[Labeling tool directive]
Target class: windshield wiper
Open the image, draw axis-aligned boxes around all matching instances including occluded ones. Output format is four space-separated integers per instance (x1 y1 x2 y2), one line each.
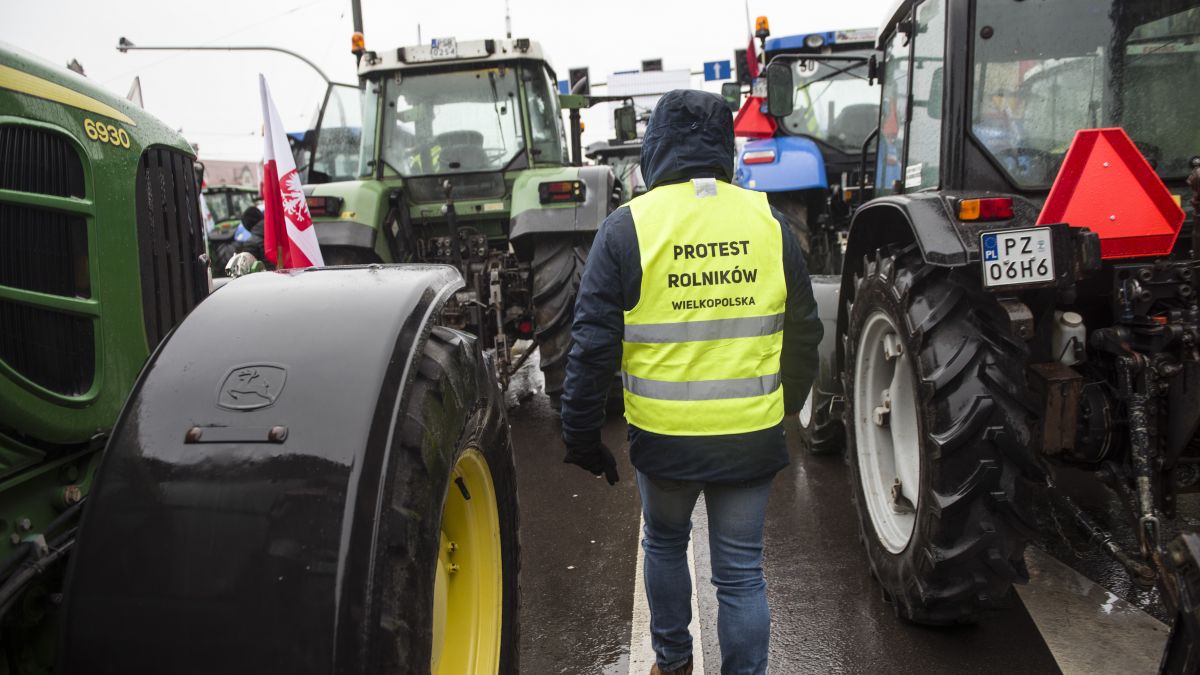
488 72 509 155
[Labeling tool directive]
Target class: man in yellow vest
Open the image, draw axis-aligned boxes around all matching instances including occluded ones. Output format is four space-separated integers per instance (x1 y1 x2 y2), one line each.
561 90 823 675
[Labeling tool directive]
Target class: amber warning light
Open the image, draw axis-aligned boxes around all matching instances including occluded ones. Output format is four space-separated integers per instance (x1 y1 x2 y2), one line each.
1037 128 1186 259
351 32 366 55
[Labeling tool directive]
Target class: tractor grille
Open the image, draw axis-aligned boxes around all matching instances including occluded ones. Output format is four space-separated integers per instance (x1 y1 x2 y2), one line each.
0 124 93 396
0 203 89 297
135 148 208 347
0 299 95 396
0 125 85 198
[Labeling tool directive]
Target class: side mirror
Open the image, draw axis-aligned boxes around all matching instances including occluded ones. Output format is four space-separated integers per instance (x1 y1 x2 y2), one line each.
765 62 794 117
614 104 638 142
720 82 741 112
926 67 944 120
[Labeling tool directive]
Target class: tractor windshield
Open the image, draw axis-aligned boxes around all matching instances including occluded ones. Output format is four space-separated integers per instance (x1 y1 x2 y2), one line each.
379 64 531 177
778 56 879 153
204 189 257 224
972 0 1200 188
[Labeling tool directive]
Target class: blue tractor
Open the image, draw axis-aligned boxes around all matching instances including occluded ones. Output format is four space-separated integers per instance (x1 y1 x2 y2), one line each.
734 27 880 274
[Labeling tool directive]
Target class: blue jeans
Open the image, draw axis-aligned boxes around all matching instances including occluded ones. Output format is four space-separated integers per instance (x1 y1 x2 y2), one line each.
637 471 773 675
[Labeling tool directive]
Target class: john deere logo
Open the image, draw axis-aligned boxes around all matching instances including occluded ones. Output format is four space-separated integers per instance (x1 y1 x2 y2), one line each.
218 365 287 411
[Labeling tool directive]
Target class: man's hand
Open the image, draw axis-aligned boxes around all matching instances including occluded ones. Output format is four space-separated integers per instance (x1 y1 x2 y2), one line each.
564 440 620 485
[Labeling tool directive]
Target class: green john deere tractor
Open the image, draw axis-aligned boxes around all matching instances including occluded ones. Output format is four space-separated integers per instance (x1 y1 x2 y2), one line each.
299 37 616 403
1 43 519 674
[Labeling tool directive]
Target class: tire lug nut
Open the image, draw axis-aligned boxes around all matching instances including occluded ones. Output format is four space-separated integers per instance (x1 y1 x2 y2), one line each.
883 333 903 360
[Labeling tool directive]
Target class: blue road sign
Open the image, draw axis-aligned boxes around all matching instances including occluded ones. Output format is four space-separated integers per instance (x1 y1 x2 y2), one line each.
703 60 732 81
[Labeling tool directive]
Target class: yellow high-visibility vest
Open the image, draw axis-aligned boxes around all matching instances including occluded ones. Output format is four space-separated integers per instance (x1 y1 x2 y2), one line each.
623 178 787 436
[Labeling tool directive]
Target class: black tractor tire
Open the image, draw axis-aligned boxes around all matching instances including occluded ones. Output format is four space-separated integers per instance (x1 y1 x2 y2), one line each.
767 191 812 254
843 243 1036 625
322 245 382 267
375 326 520 672
531 234 591 409
767 190 840 275
797 384 844 455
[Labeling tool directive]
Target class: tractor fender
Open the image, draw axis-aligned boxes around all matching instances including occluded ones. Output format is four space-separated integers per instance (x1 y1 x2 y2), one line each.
831 192 1053 380
509 164 615 240
734 136 827 192
60 265 466 673
312 218 377 249
832 195 966 387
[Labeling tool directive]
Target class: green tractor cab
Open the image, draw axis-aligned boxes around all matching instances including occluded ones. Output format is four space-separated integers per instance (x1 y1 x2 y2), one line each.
203 184 259 239
298 37 616 400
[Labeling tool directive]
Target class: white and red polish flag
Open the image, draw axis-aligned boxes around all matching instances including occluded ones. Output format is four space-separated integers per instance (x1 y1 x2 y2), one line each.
259 74 324 269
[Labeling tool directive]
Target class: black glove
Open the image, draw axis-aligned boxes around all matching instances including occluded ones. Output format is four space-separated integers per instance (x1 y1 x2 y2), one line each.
564 440 619 485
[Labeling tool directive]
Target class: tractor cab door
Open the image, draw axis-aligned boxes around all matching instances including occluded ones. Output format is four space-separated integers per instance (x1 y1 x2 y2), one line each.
875 0 948 196
306 83 368 184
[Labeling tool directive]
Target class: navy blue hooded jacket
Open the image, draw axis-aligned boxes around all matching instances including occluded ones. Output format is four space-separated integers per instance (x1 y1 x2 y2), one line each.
560 89 823 483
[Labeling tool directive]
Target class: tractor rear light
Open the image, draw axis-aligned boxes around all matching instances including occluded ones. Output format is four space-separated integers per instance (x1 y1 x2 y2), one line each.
539 180 586 204
743 149 776 165
305 195 343 217
958 197 1013 221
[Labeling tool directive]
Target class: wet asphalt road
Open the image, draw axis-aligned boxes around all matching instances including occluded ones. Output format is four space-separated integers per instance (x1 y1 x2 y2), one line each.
509 381 1063 673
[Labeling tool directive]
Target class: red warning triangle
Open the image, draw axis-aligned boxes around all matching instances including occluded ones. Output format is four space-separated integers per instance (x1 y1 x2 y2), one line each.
733 96 777 139
1037 128 1185 259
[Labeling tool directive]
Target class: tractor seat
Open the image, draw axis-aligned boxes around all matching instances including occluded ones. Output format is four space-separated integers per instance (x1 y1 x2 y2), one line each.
436 130 488 171
830 104 880 151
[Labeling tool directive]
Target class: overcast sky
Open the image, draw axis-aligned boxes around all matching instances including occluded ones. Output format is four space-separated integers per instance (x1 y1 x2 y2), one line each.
3 0 893 160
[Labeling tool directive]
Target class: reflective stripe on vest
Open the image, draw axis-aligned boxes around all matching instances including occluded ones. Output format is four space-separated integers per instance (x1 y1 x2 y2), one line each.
622 178 787 437
622 371 782 401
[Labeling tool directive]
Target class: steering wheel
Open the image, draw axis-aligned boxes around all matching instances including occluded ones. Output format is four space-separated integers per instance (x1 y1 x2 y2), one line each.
993 144 1061 183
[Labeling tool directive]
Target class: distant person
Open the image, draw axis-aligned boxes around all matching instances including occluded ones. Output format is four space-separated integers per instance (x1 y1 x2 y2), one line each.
560 90 822 675
232 204 268 267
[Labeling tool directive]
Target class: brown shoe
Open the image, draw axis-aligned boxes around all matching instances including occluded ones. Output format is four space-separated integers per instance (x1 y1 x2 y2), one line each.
650 657 693 675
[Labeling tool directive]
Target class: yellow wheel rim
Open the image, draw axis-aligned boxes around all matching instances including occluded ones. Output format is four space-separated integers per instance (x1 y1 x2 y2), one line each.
431 447 503 675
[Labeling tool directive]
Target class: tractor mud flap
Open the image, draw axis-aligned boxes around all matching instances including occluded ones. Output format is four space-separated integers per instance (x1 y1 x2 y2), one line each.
811 274 842 399
59 265 464 674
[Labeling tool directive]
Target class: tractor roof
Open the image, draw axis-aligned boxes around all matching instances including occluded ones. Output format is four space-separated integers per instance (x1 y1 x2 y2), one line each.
878 0 916 48
357 38 552 77
765 28 877 54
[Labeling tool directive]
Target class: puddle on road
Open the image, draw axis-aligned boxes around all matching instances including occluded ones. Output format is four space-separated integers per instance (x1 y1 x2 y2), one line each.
1020 547 1167 675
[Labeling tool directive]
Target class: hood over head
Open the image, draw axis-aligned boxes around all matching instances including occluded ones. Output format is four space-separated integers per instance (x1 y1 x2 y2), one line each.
639 89 736 189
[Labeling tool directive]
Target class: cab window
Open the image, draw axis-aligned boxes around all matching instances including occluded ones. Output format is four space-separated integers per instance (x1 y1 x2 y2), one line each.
876 23 911 195
905 0 947 191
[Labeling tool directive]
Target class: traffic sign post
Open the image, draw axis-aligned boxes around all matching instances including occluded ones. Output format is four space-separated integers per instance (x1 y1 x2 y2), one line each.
703 60 732 82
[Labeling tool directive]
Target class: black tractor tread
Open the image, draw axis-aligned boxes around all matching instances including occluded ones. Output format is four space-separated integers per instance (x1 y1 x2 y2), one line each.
844 243 1036 626
531 235 591 399
801 389 845 455
928 395 995 458
376 325 520 673
929 460 999 517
